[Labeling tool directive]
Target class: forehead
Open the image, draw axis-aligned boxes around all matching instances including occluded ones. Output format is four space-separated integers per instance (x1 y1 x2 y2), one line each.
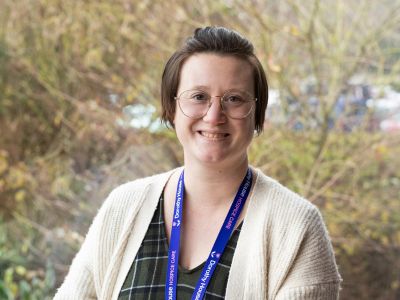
177 53 254 93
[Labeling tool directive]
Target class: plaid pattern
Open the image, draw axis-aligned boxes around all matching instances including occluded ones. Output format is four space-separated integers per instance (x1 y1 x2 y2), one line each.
118 195 242 300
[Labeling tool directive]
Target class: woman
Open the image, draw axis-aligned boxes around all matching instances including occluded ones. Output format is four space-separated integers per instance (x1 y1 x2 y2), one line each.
55 27 341 300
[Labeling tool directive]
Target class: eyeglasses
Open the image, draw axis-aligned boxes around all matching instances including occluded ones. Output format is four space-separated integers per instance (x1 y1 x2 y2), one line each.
175 89 257 119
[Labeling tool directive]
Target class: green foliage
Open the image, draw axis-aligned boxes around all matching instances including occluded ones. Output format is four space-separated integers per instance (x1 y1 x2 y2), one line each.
0 265 54 300
0 218 55 299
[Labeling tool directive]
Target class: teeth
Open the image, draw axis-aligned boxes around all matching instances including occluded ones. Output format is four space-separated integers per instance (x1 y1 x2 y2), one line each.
200 131 227 139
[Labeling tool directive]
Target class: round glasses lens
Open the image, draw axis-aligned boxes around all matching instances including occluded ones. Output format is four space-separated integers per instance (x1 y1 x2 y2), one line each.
178 90 210 118
222 91 254 118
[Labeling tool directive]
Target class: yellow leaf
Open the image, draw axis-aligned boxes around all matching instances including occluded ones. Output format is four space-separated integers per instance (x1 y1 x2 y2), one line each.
54 112 63 126
289 25 301 37
15 266 27 276
325 201 334 211
376 144 388 154
381 211 389 224
15 190 26 202
381 236 389 246
342 243 354 255
0 155 8 174
51 175 71 196
6 168 26 189
21 242 29 254
327 223 339 236
84 48 105 70
391 280 399 290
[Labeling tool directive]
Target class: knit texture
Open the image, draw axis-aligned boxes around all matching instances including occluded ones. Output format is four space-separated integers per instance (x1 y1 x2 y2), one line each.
54 167 342 300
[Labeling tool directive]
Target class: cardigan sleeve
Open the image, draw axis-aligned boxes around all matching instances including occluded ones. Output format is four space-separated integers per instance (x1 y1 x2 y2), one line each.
275 206 342 300
53 199 110 300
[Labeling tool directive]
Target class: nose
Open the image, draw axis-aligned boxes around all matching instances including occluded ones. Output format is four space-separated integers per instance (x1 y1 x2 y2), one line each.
202 96 227 124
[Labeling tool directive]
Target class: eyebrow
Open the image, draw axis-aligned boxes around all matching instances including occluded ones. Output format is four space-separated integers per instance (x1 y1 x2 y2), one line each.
188 85 249 92
190 85 210 91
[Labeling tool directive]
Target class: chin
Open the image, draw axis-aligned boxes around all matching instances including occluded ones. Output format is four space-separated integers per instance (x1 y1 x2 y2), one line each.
195 149 246 167
196 153 227 164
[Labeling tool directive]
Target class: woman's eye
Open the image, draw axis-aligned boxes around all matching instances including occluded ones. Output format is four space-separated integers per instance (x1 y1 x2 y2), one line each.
191 93 208 101
226 95 244 103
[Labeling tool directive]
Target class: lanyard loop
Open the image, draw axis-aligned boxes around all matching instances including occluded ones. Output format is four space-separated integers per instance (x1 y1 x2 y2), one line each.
165 169 253 300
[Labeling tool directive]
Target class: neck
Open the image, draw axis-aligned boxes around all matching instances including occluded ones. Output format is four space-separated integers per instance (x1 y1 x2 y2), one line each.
182 157 250 209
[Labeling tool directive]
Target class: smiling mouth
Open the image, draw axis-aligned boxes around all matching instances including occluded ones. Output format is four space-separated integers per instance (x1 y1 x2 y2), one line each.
198 131 230 139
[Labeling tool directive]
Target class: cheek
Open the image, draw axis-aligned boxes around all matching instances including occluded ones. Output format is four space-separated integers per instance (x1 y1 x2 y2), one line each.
173 107 183 131
173 110 191 142
235 119 254 145
172 103 178 126
243 115 256 143
246 113 256 134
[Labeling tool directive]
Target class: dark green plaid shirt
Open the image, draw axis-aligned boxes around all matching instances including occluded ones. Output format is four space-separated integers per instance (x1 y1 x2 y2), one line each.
118 195 242 300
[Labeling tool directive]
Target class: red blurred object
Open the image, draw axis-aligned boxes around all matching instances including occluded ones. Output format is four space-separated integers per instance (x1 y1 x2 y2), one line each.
380 113 400 132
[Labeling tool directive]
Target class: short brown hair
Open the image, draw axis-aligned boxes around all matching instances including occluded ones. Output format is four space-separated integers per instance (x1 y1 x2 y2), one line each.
161 26 268 134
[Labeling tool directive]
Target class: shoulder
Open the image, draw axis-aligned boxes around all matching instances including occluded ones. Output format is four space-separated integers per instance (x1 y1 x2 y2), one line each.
92 168 181 233
252 168 320 228
103 168 180 210
109 169 176 197
82 168 181 256
250 169 341 291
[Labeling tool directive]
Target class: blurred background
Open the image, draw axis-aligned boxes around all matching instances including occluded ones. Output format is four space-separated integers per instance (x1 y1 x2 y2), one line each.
0 0 399 299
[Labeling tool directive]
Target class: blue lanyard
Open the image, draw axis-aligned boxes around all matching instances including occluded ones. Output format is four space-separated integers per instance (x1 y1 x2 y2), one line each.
165 168 253 300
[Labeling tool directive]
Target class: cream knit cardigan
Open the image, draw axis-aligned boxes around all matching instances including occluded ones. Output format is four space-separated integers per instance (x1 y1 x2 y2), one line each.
54 167 341 299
